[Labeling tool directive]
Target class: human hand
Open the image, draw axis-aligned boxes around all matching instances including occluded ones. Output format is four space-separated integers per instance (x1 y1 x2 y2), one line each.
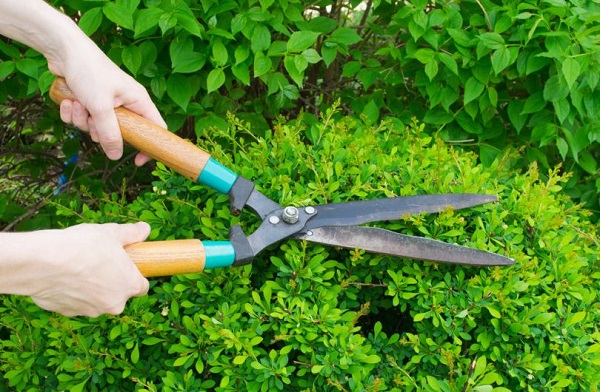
51 49 166 165
48 37 166 165
30 222 151 317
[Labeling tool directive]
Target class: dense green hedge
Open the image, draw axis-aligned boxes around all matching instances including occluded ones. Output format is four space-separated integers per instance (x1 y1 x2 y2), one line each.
0 0 598 217
1 113 598 391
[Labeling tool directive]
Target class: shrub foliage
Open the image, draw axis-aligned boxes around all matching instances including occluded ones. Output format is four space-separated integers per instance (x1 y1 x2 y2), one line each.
1 113 598 391
0 0 598 217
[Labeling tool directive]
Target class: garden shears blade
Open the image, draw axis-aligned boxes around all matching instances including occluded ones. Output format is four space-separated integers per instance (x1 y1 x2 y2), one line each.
50 77 514 277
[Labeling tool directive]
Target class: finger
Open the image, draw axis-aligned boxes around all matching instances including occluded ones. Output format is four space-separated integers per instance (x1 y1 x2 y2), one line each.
70 101 90 131
88 120 100 143
59 100 74 124
134 152 152 166
88 104 123 160
115 221 151 246
133 277 150 297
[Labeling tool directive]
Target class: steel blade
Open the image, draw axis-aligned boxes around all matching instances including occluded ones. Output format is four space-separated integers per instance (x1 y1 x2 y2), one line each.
297 226 514 266
304 194 498 231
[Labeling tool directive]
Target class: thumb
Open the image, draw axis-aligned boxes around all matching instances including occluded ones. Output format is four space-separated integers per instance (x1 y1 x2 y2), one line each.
115 222 151 246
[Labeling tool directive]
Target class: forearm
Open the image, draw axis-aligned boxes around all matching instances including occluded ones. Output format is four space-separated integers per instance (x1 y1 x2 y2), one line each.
0 230 60 297
0 0 97 75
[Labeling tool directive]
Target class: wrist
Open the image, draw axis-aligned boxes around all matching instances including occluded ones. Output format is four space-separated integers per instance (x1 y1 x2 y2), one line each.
0 229 64 297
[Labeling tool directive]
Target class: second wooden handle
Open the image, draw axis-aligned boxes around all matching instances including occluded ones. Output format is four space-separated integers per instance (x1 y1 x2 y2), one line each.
125 239 206 277
49 77 210 181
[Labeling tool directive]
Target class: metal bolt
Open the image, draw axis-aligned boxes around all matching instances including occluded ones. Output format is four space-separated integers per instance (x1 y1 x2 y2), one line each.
306 230 313 236
282 206 299 224
305 206 316 214
269 215 280 224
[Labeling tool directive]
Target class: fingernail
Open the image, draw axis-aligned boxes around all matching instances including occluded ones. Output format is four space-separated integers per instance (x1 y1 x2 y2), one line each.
106 149 122 160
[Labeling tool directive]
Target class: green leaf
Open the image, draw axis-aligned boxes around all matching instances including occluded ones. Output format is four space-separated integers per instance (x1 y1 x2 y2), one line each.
491 46 511 74
294 54 308 72
362 100 380 125
159 12 177 35
485 305 501 318
268 41 288 57
321 45 338 67
175 10 203 37
426 376 443 392
79 7 103 35
522 92 547 114
251 24 271 53
232 63 250 86
565 311 586 327
170 37 206 74
254 51 272 78
425 61 438 80
562 57 581 90
362 354 381 364
531 312 554 324
122 45 142 76
464 77 485 105
508 100 527 133
553 99 570 124
0 61 15 80
578 150 598 174
151 77 167 99
585 68 599 90
131 343 140 364
134 8 162 38
260 0 274 9
70 378 90 392
478 32 505 50
207 68 226 93
16 58 40 79
456 111 482 134
437 52 458 75
414 48 435 64
329 27 361 46
284 55 304 87
531 122 557 147
212 39 228 67
342 61 361 77
167 74 192 110
308 16 336 34
543 75 569 102
302 49 321 64
414 313 426 322
103 3 134 30
235 46 250 65
173 354 192 367
557 137 569 160
287 31 320 53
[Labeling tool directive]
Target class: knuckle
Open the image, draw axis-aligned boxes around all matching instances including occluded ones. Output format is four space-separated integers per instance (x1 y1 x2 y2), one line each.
106 302 126 316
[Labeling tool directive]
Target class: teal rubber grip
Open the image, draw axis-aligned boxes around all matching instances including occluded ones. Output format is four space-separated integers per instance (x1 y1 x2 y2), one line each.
197 158 238 194
204 241 236 269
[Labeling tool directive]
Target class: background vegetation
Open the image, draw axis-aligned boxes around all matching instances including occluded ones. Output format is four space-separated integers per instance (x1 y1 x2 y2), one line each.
0 0 598 390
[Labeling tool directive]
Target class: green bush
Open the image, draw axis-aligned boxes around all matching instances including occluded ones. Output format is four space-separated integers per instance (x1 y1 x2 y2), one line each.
1 0 598 218
1 112 598 391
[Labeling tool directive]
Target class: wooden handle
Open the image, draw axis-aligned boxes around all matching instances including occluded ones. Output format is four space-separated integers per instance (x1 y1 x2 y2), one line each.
49 77 209 181
125 239 206 277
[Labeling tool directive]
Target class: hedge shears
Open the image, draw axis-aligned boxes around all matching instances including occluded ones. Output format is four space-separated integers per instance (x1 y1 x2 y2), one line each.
50 78 514 277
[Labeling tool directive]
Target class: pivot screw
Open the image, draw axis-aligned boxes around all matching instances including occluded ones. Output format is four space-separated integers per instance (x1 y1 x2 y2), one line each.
282 206 299 224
